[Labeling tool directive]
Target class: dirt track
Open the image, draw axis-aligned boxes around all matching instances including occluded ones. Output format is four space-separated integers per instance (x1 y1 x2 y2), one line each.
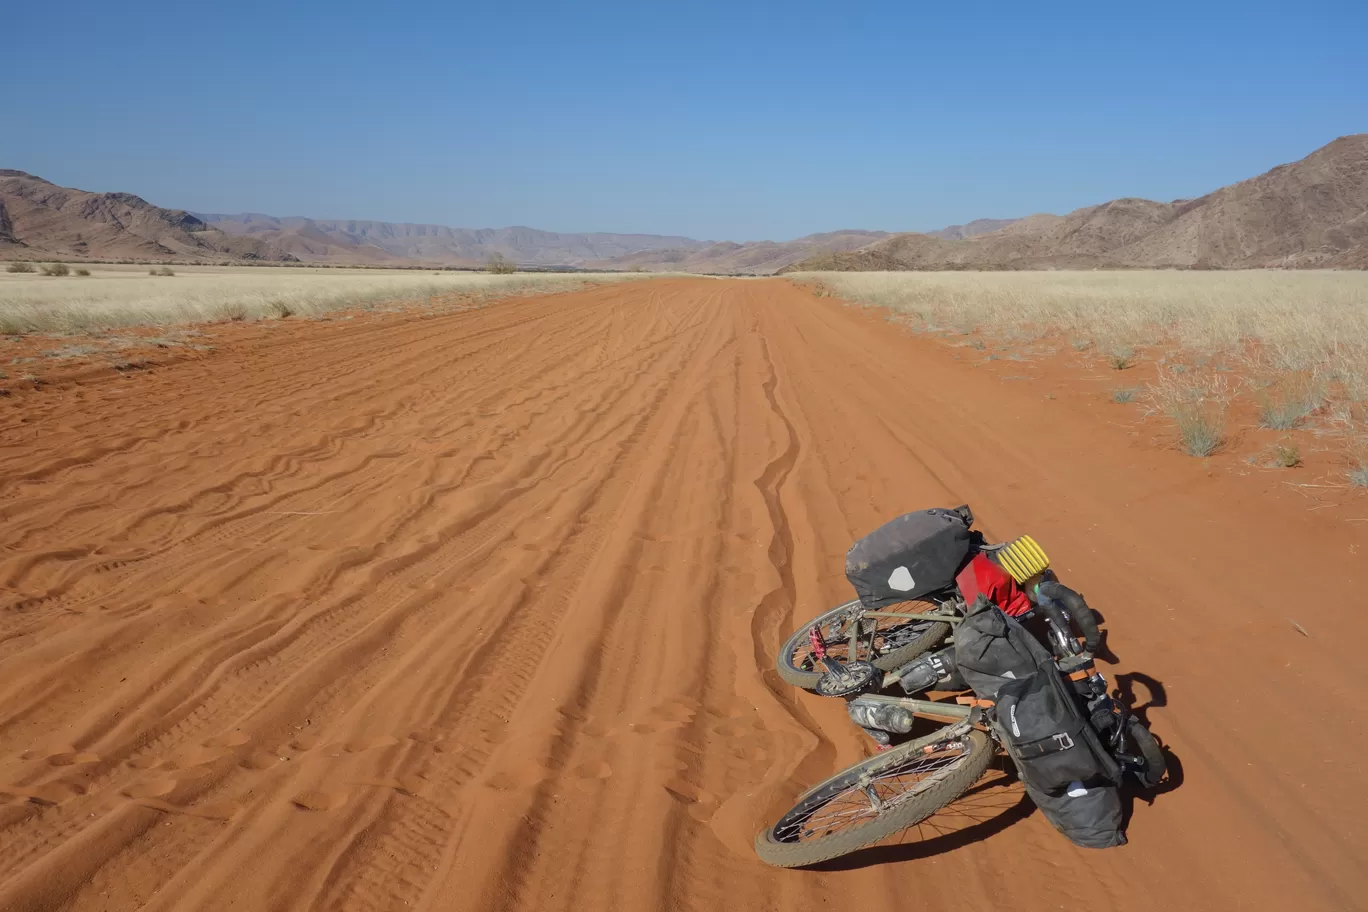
2 278 1366 911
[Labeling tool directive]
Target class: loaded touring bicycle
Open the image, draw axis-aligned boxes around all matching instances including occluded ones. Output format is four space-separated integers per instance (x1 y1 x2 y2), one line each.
758 506 1165 867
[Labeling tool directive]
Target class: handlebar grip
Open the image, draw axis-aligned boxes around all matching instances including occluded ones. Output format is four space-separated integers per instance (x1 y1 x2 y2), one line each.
1036 580 1102 653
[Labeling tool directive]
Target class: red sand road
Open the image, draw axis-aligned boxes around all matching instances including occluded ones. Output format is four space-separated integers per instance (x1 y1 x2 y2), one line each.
1 278 1365 911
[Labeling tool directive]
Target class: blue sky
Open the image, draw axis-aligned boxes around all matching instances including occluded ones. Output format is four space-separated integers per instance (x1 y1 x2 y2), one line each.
4 0 1365 240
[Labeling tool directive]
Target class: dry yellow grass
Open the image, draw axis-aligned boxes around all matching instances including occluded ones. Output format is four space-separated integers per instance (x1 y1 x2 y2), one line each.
792 270 1368 475
0 264 653 333
791 270 1368 401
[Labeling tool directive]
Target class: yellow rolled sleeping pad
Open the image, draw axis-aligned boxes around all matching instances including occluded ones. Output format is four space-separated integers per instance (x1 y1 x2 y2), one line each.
996 534 1050 585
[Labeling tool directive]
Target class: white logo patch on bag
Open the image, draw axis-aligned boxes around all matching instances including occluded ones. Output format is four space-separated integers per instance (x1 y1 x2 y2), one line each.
887 566 915 591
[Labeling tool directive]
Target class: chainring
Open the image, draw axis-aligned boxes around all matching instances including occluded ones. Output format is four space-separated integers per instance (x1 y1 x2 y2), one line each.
815 660 880 697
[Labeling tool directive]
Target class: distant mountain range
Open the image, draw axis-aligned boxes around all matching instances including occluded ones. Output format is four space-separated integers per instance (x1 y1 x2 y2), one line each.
3 134 1364 272
194 213 710 268
786 135 1368 272
0 173 905 272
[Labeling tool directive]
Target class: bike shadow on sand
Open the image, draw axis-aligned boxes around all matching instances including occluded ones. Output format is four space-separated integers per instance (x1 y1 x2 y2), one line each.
1090 611 1185 804
1115 669 1185 816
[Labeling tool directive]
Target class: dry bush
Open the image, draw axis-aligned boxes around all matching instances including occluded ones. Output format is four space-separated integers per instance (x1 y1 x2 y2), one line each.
1272 443 1302 468
6 262 35 274
485 254 516 275
217 302 248 322
1146 369 1231 457
74 267 91 277
1106 348 1134 370
149 266 176 277
40 263 70 277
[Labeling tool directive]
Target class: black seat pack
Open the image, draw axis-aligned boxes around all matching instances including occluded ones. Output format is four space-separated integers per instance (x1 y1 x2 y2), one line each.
845 508 972 609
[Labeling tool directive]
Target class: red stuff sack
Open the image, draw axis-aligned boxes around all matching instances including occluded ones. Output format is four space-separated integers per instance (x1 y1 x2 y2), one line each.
956 553 1032 617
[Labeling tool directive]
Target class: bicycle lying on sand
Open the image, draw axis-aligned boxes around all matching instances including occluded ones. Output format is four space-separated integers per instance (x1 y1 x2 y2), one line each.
756 518 1165 867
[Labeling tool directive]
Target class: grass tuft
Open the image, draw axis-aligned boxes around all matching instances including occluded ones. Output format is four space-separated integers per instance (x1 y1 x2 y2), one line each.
1147 370 1230 457
1112 387 1140 403
1255 374 1325 430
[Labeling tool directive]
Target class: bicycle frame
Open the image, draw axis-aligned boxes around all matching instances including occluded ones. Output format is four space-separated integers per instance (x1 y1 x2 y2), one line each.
847 691 975 725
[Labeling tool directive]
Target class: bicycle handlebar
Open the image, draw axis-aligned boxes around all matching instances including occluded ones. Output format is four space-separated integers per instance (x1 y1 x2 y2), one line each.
1035 579 1102 653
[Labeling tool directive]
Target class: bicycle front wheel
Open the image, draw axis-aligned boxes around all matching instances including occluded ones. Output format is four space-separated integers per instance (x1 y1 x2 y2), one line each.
754 728 994 868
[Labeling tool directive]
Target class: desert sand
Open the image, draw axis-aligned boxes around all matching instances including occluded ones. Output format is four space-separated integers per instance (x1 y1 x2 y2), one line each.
1 279 1364 911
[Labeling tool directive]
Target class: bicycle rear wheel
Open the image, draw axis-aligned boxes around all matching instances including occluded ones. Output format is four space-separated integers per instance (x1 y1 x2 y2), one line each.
776 596 954 691
754 728 994 868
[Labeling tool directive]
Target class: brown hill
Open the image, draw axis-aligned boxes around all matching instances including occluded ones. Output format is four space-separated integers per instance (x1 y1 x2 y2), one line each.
594 230 891 274
787 134 1368 272
925 217 1020 240
0 171 298 263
